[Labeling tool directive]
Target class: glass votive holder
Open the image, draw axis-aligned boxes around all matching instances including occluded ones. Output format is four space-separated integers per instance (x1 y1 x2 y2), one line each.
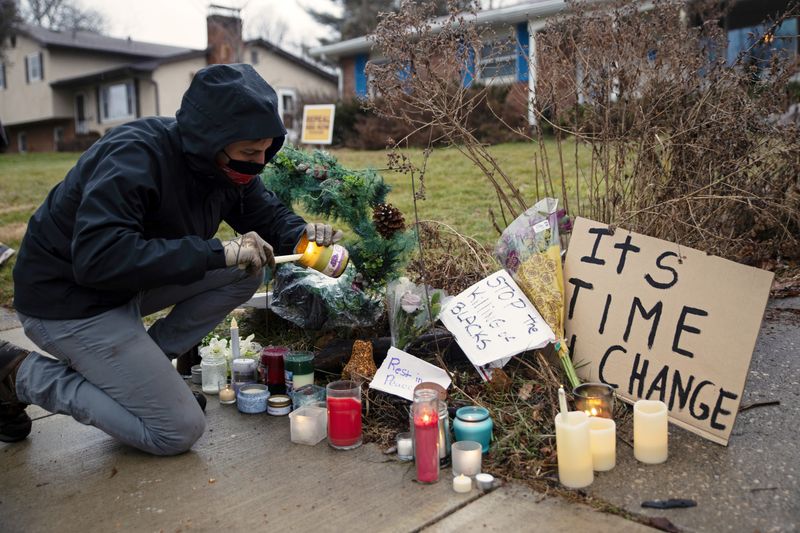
291 383 326 410
453 406 493 453
572 382 615 419
289 402 327 445
451 440 482 477
231 358 257 394
326 380 362 450
396 431 413 461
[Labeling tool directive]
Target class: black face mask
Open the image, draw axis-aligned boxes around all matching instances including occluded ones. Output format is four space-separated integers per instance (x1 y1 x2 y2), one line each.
220 149 267 184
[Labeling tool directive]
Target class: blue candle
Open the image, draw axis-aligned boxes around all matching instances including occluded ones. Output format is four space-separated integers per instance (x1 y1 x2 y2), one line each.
453 406 493 454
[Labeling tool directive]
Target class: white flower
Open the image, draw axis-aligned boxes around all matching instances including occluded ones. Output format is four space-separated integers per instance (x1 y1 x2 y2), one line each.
239 334 262 359
200 336 230 359
400 291 422 313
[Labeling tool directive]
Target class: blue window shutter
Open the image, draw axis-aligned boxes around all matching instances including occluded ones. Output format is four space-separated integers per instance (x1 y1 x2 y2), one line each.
462 45 475 88
516 22 529 82
355 53 368 97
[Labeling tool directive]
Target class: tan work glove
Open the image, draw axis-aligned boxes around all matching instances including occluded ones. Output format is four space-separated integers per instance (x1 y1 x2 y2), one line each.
304 223 344 246
222 231 274 274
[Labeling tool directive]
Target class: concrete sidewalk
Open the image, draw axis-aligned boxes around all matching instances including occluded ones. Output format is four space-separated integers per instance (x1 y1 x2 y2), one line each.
0 310 650 533
2 300 798 531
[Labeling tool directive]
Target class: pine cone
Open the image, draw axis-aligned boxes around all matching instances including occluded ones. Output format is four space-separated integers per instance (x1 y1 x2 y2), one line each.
372 203 406 239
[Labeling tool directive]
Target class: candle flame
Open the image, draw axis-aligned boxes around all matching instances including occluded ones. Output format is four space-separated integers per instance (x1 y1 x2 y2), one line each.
590 407 598 416
230 317 238 328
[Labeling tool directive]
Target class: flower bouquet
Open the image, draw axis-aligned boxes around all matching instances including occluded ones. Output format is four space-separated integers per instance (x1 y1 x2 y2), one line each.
200 334 262 375
387 277 449 351
494 198 580 388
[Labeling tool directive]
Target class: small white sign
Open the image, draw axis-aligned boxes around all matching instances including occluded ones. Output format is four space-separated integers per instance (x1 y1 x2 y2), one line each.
441 270 556 368
369 347 452 401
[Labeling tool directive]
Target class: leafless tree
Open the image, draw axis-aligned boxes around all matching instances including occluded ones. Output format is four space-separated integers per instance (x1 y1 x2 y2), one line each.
22 0 106 33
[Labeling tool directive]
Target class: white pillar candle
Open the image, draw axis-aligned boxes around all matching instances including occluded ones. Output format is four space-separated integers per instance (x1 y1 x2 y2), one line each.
634 400 668 464
453 474 472 493
588 417 616 472
451 440 482 477
555 411 594 489
230 317 240 359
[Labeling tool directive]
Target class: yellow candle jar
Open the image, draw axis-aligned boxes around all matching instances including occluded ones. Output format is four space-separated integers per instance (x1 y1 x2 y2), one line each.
295 235 349 278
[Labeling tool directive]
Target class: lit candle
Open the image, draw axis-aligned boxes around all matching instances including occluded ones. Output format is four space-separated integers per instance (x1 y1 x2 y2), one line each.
451 440 482 477
453 474 471 493
588 417 616 471
230 317 240 360
293 415 314 441
634 400 668 464
555 410 594 489
414 408 440 483
219 385 235 404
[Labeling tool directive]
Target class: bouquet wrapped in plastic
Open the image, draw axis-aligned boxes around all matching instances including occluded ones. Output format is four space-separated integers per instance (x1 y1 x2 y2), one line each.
387 277 449 351
494 198 580 388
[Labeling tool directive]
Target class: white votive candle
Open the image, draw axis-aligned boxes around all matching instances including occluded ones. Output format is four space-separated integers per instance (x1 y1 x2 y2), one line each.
451 441 482 477
555 411 594 489
293 415 314 441
588 417 616 471
397 434 413 460
634 400 668 464
453 474 472 493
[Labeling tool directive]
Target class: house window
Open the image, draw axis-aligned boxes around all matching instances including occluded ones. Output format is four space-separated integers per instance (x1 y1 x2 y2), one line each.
26 52 43 82
100 81 135 122
0 63 6 89
251 50 259 65
477 33 517 84
277 88 297 129
18 132 27 153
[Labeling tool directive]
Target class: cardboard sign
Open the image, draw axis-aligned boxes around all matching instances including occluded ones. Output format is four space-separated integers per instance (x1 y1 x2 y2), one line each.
300 104 335 144
370 347 452 401
441 270 555 368
564 217 773 445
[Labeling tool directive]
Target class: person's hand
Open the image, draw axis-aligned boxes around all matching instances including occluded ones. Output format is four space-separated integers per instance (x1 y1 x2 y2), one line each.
222 231 274 274
305 223 343 247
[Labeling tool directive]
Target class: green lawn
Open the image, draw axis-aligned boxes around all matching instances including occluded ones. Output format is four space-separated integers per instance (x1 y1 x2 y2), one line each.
0 141 590 307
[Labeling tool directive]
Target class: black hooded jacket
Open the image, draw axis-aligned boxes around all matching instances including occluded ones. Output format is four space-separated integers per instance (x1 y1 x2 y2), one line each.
13 64 307 319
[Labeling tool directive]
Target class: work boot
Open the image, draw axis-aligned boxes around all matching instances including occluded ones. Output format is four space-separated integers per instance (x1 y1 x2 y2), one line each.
0 340 32 443
176 344 201 378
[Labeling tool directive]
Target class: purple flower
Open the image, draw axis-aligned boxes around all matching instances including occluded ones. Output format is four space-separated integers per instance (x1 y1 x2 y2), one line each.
400 292 422 313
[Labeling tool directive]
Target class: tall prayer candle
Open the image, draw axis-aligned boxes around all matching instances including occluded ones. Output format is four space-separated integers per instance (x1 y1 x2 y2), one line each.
588 417 616 471
555 411 594 489
634 400 668 464
413 389 440 483
230 317 240 359
326 380 362 450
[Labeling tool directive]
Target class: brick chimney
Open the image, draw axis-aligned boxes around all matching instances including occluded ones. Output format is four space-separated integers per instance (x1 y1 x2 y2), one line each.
207 4 243 64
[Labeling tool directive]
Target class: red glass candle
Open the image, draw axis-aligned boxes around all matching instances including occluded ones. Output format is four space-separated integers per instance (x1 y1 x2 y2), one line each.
260 346 287 394
326 380 362 450
413 389 440 483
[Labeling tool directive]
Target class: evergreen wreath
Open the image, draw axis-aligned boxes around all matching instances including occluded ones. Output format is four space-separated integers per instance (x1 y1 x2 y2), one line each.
263 145 415 288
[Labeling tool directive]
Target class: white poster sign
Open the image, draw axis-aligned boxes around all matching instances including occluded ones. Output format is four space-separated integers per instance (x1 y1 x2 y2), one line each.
369 347 452 401
441 270 555 368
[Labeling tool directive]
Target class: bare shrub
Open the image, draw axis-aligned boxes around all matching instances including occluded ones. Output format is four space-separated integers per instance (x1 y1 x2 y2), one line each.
367 0 800 264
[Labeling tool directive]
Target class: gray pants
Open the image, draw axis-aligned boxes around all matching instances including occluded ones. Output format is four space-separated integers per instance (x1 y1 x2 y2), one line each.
15 267 261 456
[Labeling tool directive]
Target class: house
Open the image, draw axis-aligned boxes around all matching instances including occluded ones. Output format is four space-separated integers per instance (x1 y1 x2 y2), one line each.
0 6 337 153
309 0 798 126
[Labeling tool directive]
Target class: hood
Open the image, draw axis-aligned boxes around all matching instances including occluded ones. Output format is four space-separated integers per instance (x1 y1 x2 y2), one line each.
176 63 286 179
